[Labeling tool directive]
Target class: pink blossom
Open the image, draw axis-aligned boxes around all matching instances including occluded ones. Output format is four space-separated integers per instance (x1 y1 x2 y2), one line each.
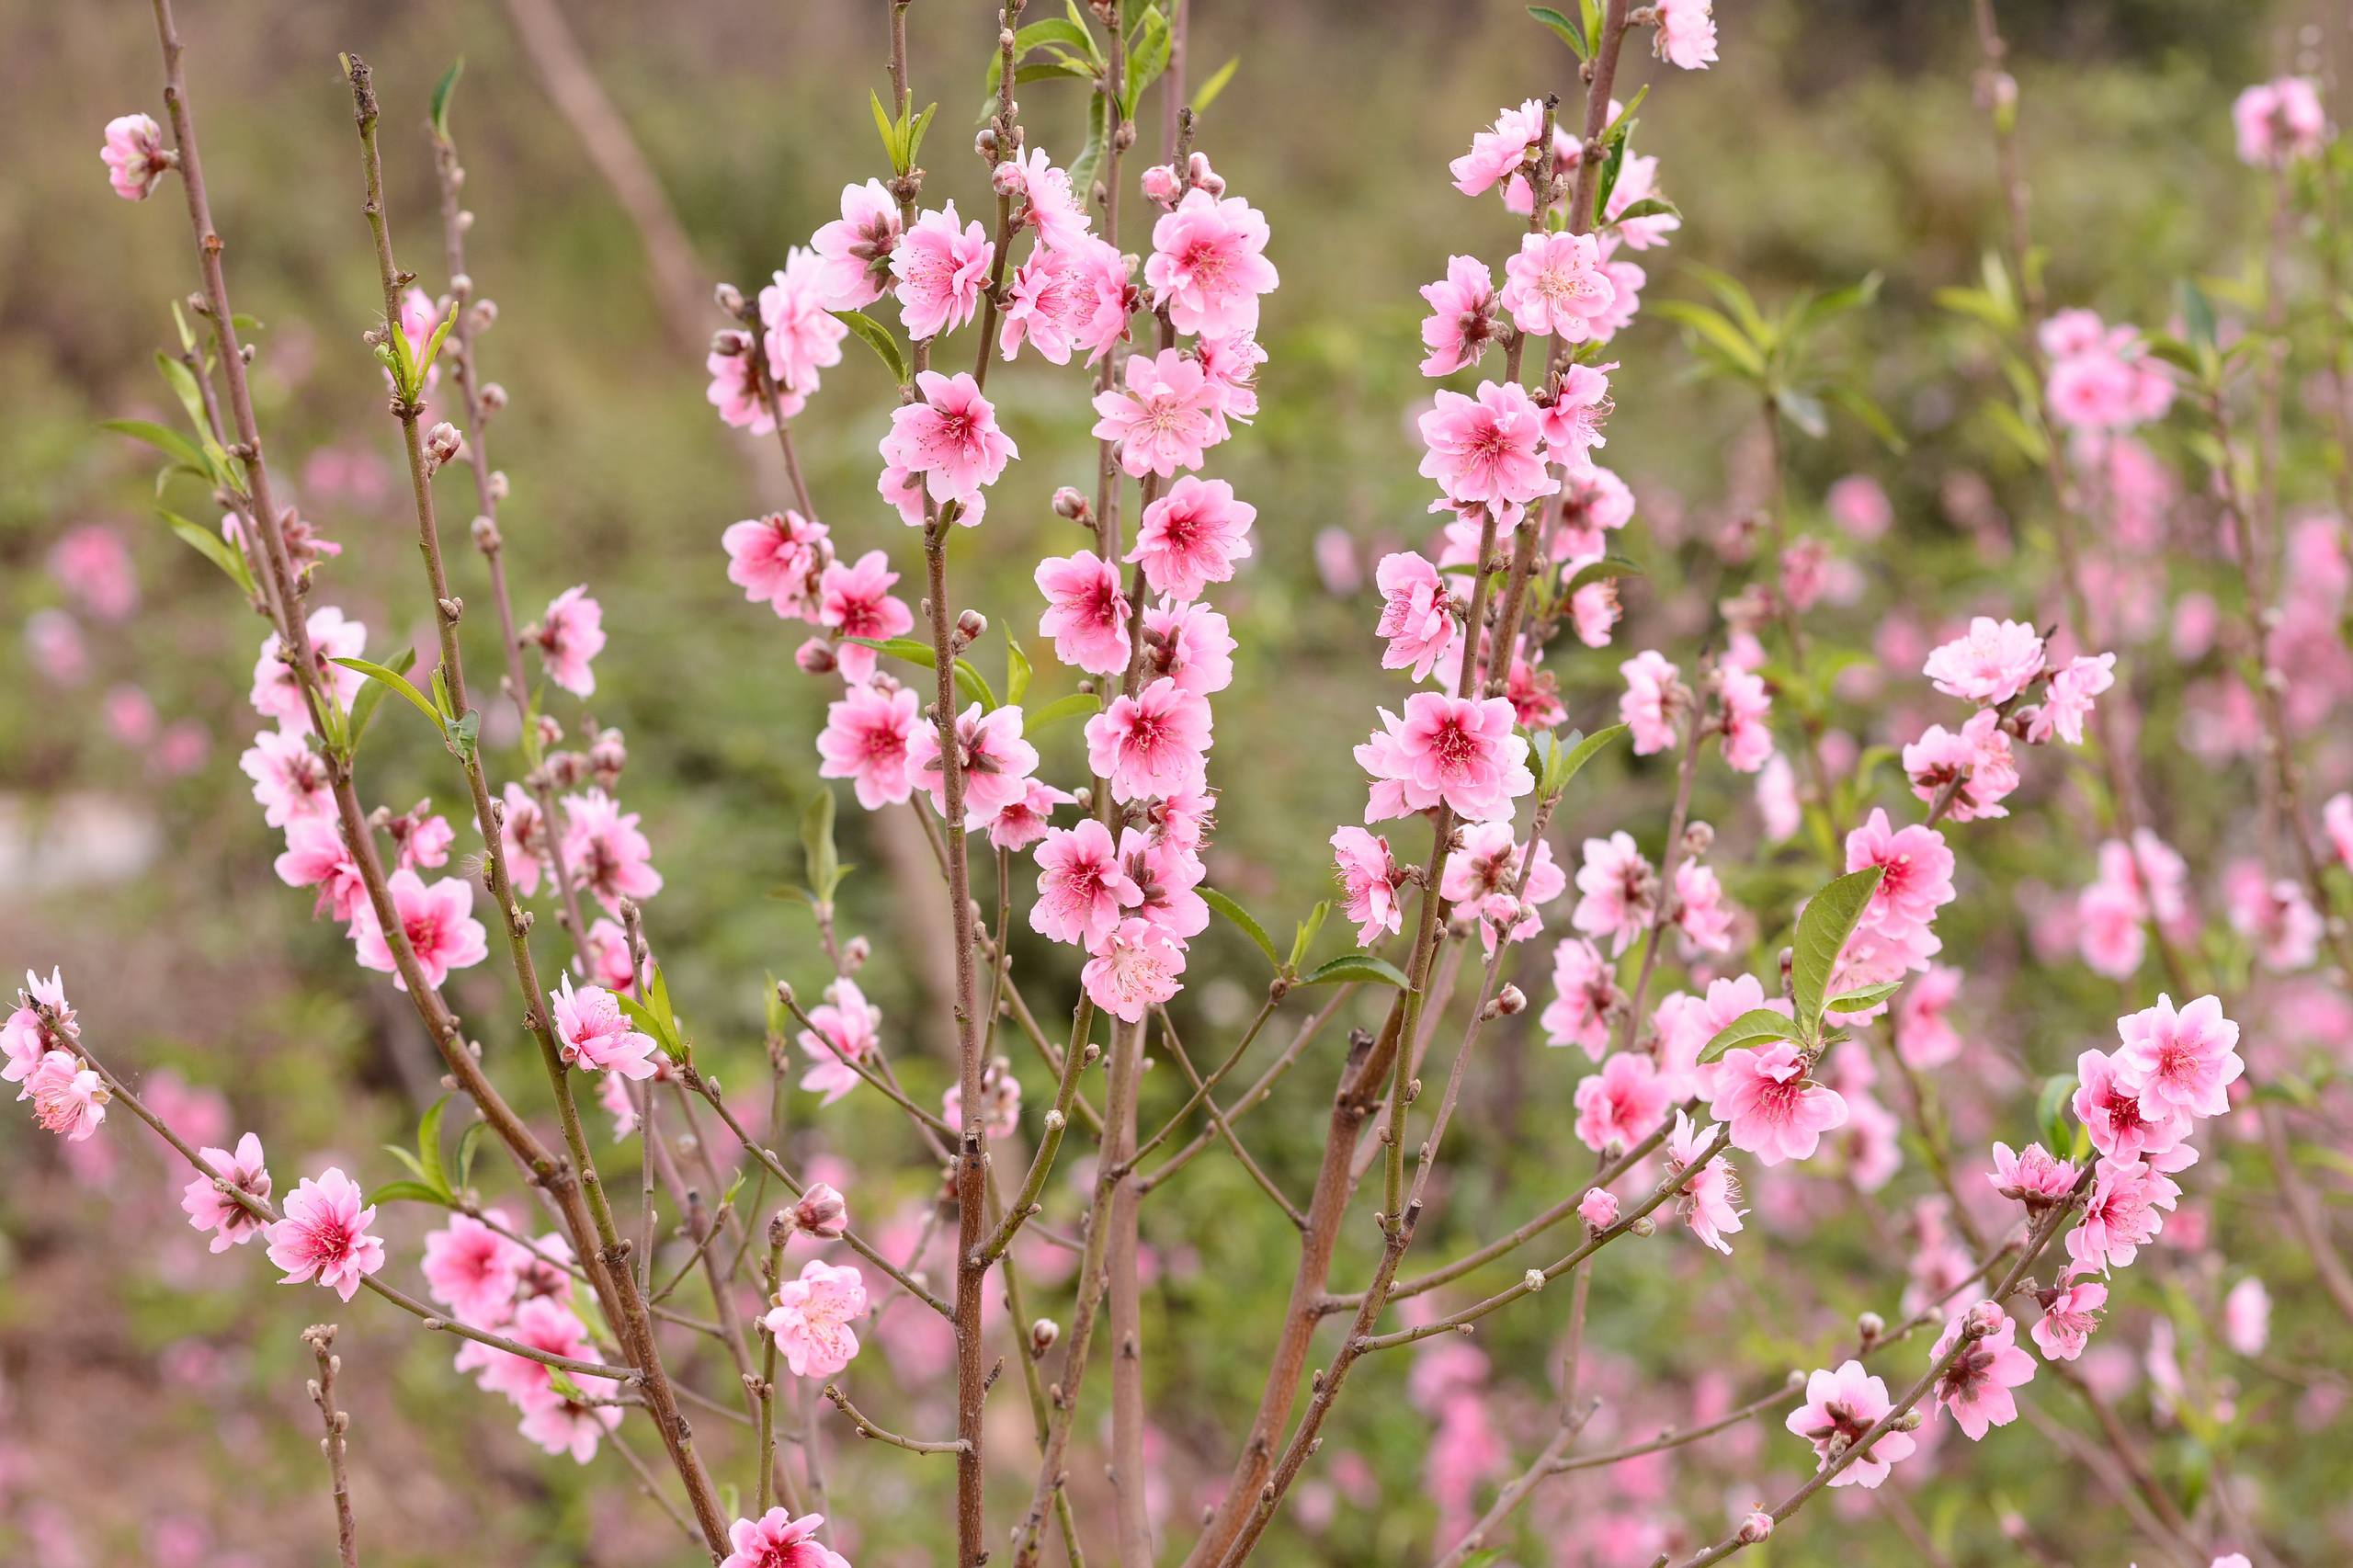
2325 791 2353 869
1711 1040 1847 1165
907 702 1042 827
1714 664 1775 773
1087 677 1213 803
561 790 663 914
1756 753 1802 842
1924 616 2045 705
998 233 1131 365
180 1132 271 1254
1373 552 1459 681
1887 964 1961 1067
1903 708 2019 822
275 818 368 924
1139 600 1234 695
1032 819 1143 948
1930 1304 2036 1438
1673 859 1735 956
1449 99 1546 197
240 727 335 828
1552 467 1634 564
1665 1110 1745 1254
550 975 660 1079
1082 916 1190 1022
266 1167 385 1302
1356 692 1532 824
944 1056 1024 1139
1093 348 1221 478
987 778 1074 852
1035 550 1132 675
24 1051 108 1142
351 870 488 992
1572 831 1657 957
102 112 171 200
1845 808 1956 953
814 550 915 685
1120 826 1208 939
50 524 138 619
1000 145 1093 253
1418 381 1560 508
1540 937 1621 1058
2113 993 2241 1120
1578 1187 1619 1230
891 202 993 339
583 916 639 995
2023 653 2114 744
1130 476 1255 601
529 585 605 698
2066 1155 2179 1273
388 804 455 872
709 334 790 431
2072 1047 2189 1163
1538 361 1615 471
2224 860 2322 972
1145 189 1279 337
1988 1141 2079 1205
811 179 903 308
1419 256 1501 375
1331 826 1406 947
1574 1051 1671 1153
2233 77 2327 166
760 248 847 397
723 510 833 619
1198 328 1266 434
765 1259 868 1378
1653 0 1718 67
881 370 1018 506
1500 231 1617 342
817 683 920 809
422 1210 526 1325
520 1393 622 1464
1569 579 1621 648
251 606 368 735
1826 474 1893 540
798 979 881 1104
2222 1278 2270 1356
1786 1361 1915 1488
1619 650 1686 755
721 1508 851 1568
2030 1278 2108 1361
26 608 87 685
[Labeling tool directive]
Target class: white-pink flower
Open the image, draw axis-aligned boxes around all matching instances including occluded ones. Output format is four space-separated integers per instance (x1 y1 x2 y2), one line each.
817 683 920 810
422 1210 527 1325
2112 993 2241 1121
1710 1040 1848 1165
2029 1277 2108 1361
530 585 606 699
561 790 664 915
267 1166 386 1302
181 1131 271 1253
998 233 1131 366
550 975 660 1079
766 1259 868 1378
1571 831 1656 957
891 201 993 340
1087 677 1213 804
1145 188 1278 337
2072 1047 2189 1164
1665 1110 1745 1255
351 869 489 992
1331 825 1406 947
723 510 833 619
1500 231 1617 342
881 370 1017 506
1930 1304 2036 1439
811 179 903 308
1574 1051 1671 1153
1418 381 1560 509
1032 819 1142 948
101 112 171 200
1035 550 1132 675
761 247 847 396
1130 476 1255 602
2023 652 2115 745
1449 99 1546 197
1357 692 1532 824
1092 348 1221 478
721 1509 852 1568
251 606 368 736
1540 937 1621 1058
798 978 881 1104
24 1050 108 1142
1653 0 1719 69
1082 916 1189 1022
1618 650 1686 755
241 727 335 828
1419 256 1502 375
907 702 1042 828
1373 552 1459 682
1785 1360 1915 1488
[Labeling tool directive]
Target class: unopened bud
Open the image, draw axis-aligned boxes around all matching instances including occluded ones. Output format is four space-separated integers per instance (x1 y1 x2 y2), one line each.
486 470 510 502
423 421 465 473
1963 1300 2005 1338
844 936 871 971
1737 1511 1773 1544
792 1181 849 1238
954 608 988 649
1051 485 1092 522
1857 1311 1885 1344
535 714 564 750
1628 1216 1656 1238
711 327 751 357
1681 819 1715 857
1492 983 1527 1017
1030 1317 1060 1355
588 728 628 785
714 281 747 319
480 381 508 414
975 127 1000 159
796 638 839 676
470 514 500 551
992 160 1022 196
1521 1268 1545 1293
1140 163 1181 209
1186 150 1224 195
775 979 796 1009
1577 1187 1619 1230
1893 1410 1924 1431
470 299 498 332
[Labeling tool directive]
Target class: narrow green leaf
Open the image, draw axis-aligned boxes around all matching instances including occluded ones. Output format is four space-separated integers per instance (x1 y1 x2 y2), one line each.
103 417 211 479
153 351 212 438
1201 887 1281 971
380 1143 431 1185
1826 981 1904 1014
416 1094 451 1195
1653 301 1766 380
870 88 904 174
1068 82 1109 198
1603 196 1679 228
1791 866 1886 1034
1302 953 1413 989
429 57 464 138
347 645 417 751
1289 902 1330 971
1545 722 1627 796
1526 5 1590 57
1122 4 1171 113
802 788 842 904
1006 637 1033 707
1189 54 1240 114
154 508 255 597
2035 1073 2078 1156
903 102 939 169
1697 1008 1802 1065
1022 690 1102 735
835 309 910 385
455 1119 487 1189
1563 556 1643 594
333 656 440 728
369 1178 456 1208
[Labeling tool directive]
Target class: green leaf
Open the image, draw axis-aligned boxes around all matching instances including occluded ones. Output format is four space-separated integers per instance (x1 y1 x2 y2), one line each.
802 787 843 903
1022 689 1103 735
870 88 903 173
613 989 685 1062
415 1094 452 1195
1302 953 1413 989
839 635 995 707
429 57 464 138
953 658 997 711
1201 887 1281 971
1543 722 1627 796
1068 85 1109 200
1289 901 1330 971
1653 301 1766 381
1603 196 1679 229
1526 4 1590 57
1122 3 1171 114
1189 54 1240 115
1006 636 1033 708
1788 272 1881 338
369 1178 455 1208
154 507 255 598
380 1143 431 1185
903 102 938 170
153 351 212 439
103 417 214 482
455 1119 487 1190
333 656 440 728
347 645 417 752
2035 1073 2078 1156
2178 277 2218 349
1697 1008 1802 1065
1827 981 1904 1013
1829 384 1906 453
1563 555 1643 594
1790 866 1885 1034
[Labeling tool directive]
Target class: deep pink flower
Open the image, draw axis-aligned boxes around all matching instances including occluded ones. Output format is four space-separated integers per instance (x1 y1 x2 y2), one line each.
767 1260 868 1378
1619 650 1686 755
251 606 368 736
1988 1141 2079 1205
2023 652 2115 744
1130 476 1255 601
1419 256 1502 375
2072 1047 2189 1164
1092 348 1221 478
2112 993 2241 1120
24 1051 108 1142
241 727 335 828
987 778 1074 852
1903 708 2019 822
721 1508 851 1568
2066 1154 2180 1273
102 111 172 199
907 702 1042 828
798 978 881 1104
723 510 833 619
1574 1051 1671 1153
1035 550 1132 675
1331 826 1406 946
561 790 663 915
1538 361 1615 470
1449 99 1546 197
760 248 847 396
1440 820 1565 952
275 817 368 924
1140 600 1235 696
815 550 915 685
2233 77 2327 166
811 179 903 309
1925 616 2045 705
1714 664 1775 773
1145 188 1278 337
1552 467 1635 563
1673 859 1735 957
422 1210 527 1325
267 1167 385 1302
1356 692 1532 824
1572 831 1657 957
530 585 605 698
2030 1278 2109 1361
1653 0 1719 69
1082 916 1189 1022
1578 1187 1619 1230
1845 808 1956 952
998 233 1131 365
891 202 993 340
1500 231 1617 342
1665 1110 1745 1254
1570 580 1621 648
1711 1040 1848 1165
1119 826 1208 939
1373 552 1459 682
708 332 790 432
181 1131 271 1254
1087 677 1213 803
1032 819 1143 948
1540 937 1621 1058
550 975 660 1079
1786 1360 1915 1488
881 370 1017 506
1930 1304 2036 1439
1418 381 1560 509
1000 145 1093 253
817 682 920 809
351 870 488 992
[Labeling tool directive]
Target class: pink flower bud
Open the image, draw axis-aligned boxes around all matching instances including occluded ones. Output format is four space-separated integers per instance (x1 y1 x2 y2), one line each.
588 729 628 786
1186 150 1225 195
480 381 508 414
792 1181 848 1239
1029 1317 1061 1354
1493 983 1527 1016
1737 1511 1773 1544
844 936 871 971
1051 486 1093 522
992 160 1023 197
1577 1187 1619 1230
1140 163 1182 209
796 638 839 676
423 421 464 472
1964 1299 2006 1337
